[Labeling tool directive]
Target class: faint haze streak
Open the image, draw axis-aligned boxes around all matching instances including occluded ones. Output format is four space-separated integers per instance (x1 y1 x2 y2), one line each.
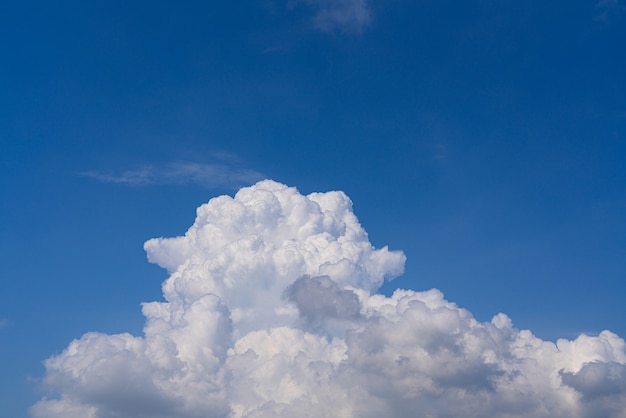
291 0 373 34
594 0 626 21
82 161 265 189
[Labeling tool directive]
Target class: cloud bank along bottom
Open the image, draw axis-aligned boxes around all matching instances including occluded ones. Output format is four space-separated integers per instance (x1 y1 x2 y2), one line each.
32 180 626 418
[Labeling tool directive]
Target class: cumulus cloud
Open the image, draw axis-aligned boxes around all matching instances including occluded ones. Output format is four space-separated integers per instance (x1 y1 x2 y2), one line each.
82 160 264 188
32 180 626 417
292 0 373 34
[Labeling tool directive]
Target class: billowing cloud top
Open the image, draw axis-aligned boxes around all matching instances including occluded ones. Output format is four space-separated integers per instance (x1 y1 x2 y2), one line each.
32 181 626 418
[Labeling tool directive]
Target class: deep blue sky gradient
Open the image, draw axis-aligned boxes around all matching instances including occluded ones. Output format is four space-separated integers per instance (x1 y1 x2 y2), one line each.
1 1 625 416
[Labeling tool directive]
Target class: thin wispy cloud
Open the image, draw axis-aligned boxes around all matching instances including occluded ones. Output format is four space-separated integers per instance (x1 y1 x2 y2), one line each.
292 0 373 34
594 0 626 22
31 181 626 418
82 160 265 189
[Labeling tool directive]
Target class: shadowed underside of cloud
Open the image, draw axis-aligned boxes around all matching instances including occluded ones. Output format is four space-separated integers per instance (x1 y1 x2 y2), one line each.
82 160 264 188
32 181 626 418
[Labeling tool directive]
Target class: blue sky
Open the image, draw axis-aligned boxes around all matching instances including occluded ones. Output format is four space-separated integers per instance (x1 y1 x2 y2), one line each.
1 1 625 416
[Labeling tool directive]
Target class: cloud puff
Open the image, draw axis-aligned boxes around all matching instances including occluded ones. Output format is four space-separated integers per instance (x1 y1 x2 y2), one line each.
32 180 626 417
82 160 264 188
293 0 373 34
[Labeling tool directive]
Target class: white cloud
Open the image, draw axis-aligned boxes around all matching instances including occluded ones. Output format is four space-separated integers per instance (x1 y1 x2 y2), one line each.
82 160 264 189
292 0 373 34
32 180 626 417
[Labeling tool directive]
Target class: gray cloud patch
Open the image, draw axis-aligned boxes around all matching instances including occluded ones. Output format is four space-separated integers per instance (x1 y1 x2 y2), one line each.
560 362 626 418
283 275 361 329
560 361 626 399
